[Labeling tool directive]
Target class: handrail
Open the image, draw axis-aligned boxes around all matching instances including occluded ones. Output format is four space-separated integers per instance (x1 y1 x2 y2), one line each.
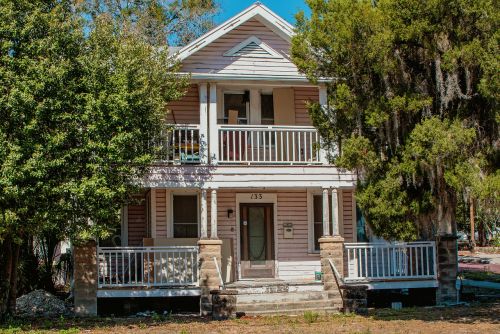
213 256 224 290
328 258 344 304
218 124 317 130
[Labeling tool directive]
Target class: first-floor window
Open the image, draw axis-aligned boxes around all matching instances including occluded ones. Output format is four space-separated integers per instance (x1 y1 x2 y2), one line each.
173 195 198 238
313 194 332 251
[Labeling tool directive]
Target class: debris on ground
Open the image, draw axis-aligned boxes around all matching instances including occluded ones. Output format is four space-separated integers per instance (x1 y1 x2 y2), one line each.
16 289 69 317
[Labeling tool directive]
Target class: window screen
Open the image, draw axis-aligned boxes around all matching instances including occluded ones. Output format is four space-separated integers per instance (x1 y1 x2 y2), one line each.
173 195 198 238
313 195 332 251
223 93 248 124
261 94 274 125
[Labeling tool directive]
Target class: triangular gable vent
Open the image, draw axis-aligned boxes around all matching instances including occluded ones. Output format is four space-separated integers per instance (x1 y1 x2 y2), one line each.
224 36 281 58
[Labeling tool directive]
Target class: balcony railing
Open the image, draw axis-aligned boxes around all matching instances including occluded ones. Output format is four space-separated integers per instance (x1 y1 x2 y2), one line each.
344 242 437 282
97 246 198 288
159 124 200 164
218 125 321 164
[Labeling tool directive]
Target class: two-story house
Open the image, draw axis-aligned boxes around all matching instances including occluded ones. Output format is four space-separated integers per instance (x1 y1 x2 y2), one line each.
73 3 441 317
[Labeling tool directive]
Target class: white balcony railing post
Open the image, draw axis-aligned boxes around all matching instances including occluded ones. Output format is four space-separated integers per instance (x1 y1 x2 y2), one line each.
199 83 208 164
208 84 218 164
217 125 322 165
343 241 437 282
97 246 199 288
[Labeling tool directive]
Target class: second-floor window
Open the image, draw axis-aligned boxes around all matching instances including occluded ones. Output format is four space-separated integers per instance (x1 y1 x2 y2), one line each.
223 92 249 124
261 93 274 125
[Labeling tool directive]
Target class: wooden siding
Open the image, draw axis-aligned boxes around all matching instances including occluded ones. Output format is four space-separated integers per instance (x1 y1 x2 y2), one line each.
130 188 355 280
340 189 356 242
127 199 147 246
166 84 199 124
294 87 318 126
181 19 301 76
155 189 168 238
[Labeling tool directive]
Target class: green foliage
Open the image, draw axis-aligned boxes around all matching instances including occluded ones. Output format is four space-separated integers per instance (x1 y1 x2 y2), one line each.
303 310 319 324
292 0 499 240
0 0 188 315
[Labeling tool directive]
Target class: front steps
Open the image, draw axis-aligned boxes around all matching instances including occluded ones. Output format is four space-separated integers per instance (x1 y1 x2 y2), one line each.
225 280 342 316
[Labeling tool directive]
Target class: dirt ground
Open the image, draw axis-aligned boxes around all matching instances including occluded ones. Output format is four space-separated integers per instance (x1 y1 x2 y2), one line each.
2 302 500 334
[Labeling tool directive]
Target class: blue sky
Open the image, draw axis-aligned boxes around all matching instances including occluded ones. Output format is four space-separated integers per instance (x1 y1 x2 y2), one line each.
215 0 310 25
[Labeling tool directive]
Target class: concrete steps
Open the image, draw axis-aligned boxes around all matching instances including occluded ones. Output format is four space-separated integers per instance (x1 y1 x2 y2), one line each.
228 281 342 316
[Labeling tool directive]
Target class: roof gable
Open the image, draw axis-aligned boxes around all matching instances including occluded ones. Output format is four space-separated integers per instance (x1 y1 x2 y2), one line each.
176 2 294 61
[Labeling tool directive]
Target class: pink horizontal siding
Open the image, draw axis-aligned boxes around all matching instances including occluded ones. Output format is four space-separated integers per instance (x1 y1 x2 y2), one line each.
155 189 168 238
166 84 199 124
128 195 147 246
341 189 355 242
294 87 318 126
181 19 301 76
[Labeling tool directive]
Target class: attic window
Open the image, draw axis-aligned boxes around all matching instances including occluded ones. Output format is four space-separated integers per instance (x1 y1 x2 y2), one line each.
223 36 281 58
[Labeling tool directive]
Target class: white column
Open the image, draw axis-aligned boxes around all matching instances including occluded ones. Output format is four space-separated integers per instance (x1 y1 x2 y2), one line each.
199 83 208 164
322 187 330 236
150 189 157 238
209 83 218 164
331 188 340 236
200 188 208 238
318 85 328 164
210 189 217 239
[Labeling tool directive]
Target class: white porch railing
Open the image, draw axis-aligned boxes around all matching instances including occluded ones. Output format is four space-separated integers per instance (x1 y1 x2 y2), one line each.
159 124 200 164
344 242 437 282
218 125 321 164
97 246 198 288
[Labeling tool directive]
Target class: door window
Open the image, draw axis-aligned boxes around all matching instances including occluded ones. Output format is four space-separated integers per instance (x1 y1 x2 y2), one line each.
223 92 249 124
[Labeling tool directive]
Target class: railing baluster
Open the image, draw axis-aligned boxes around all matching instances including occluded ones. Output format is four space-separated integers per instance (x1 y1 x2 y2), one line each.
297 131 302 162
245 131 248 162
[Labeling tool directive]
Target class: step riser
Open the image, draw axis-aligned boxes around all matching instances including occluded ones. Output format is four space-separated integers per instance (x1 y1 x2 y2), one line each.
233 284 324 295
240 307 341 316
236 300 341 313
237 291 330 304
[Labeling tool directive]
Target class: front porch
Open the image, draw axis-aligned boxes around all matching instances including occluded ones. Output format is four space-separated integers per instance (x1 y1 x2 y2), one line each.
93 241 438 298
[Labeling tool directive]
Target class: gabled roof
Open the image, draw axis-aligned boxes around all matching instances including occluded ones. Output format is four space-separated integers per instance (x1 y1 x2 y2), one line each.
176 2 294 61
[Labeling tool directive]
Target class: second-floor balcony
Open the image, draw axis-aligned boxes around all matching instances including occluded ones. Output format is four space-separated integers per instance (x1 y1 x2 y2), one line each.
159 124 325 165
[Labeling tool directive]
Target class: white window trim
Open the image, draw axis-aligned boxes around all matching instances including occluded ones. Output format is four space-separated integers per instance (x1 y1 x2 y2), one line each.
307 189 322 254
223 36 282 59
168 190 201 238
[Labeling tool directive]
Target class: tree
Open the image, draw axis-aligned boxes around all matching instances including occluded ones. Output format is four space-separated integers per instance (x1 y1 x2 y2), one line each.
81 0 220 46
0 0 187 318
292 0 499 241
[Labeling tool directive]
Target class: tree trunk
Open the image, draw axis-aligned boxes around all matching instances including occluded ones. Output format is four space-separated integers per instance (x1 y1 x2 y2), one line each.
469 198 475 251
0 237 13 320
7 242 20 314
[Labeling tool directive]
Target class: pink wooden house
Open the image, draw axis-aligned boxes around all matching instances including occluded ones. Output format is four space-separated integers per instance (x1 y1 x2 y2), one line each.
74 3 442 317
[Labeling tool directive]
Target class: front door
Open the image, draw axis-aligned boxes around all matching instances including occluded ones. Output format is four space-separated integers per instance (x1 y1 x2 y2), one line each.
240 203 275 278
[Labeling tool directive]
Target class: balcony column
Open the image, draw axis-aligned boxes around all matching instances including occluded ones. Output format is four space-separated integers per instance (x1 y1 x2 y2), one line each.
200 188 208 238
209 83 218 164
210 189 218 239
322 187 330 237
199 83 208 164
318 85 329 164
331 188 340 236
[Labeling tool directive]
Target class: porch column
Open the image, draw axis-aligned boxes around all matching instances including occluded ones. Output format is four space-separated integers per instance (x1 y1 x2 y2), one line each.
318 85 329 164
199 83 208 164
208 83 218 164
210 189 218 239
331 188 340 236
200 188 208 238
73 240 97 316
322 187 330 236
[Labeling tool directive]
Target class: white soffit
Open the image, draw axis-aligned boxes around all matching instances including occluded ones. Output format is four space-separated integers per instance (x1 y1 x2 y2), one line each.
176 2 294 61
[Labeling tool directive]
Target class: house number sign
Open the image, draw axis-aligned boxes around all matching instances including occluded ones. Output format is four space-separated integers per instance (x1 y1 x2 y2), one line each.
250 193 263 199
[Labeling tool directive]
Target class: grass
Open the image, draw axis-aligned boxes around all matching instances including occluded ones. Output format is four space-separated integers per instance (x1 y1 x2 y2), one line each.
460 271 500 283
303 310 319 324
1 302 499 334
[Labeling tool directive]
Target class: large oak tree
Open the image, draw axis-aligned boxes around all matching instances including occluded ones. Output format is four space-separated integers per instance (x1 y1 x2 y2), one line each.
292 0 499 241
